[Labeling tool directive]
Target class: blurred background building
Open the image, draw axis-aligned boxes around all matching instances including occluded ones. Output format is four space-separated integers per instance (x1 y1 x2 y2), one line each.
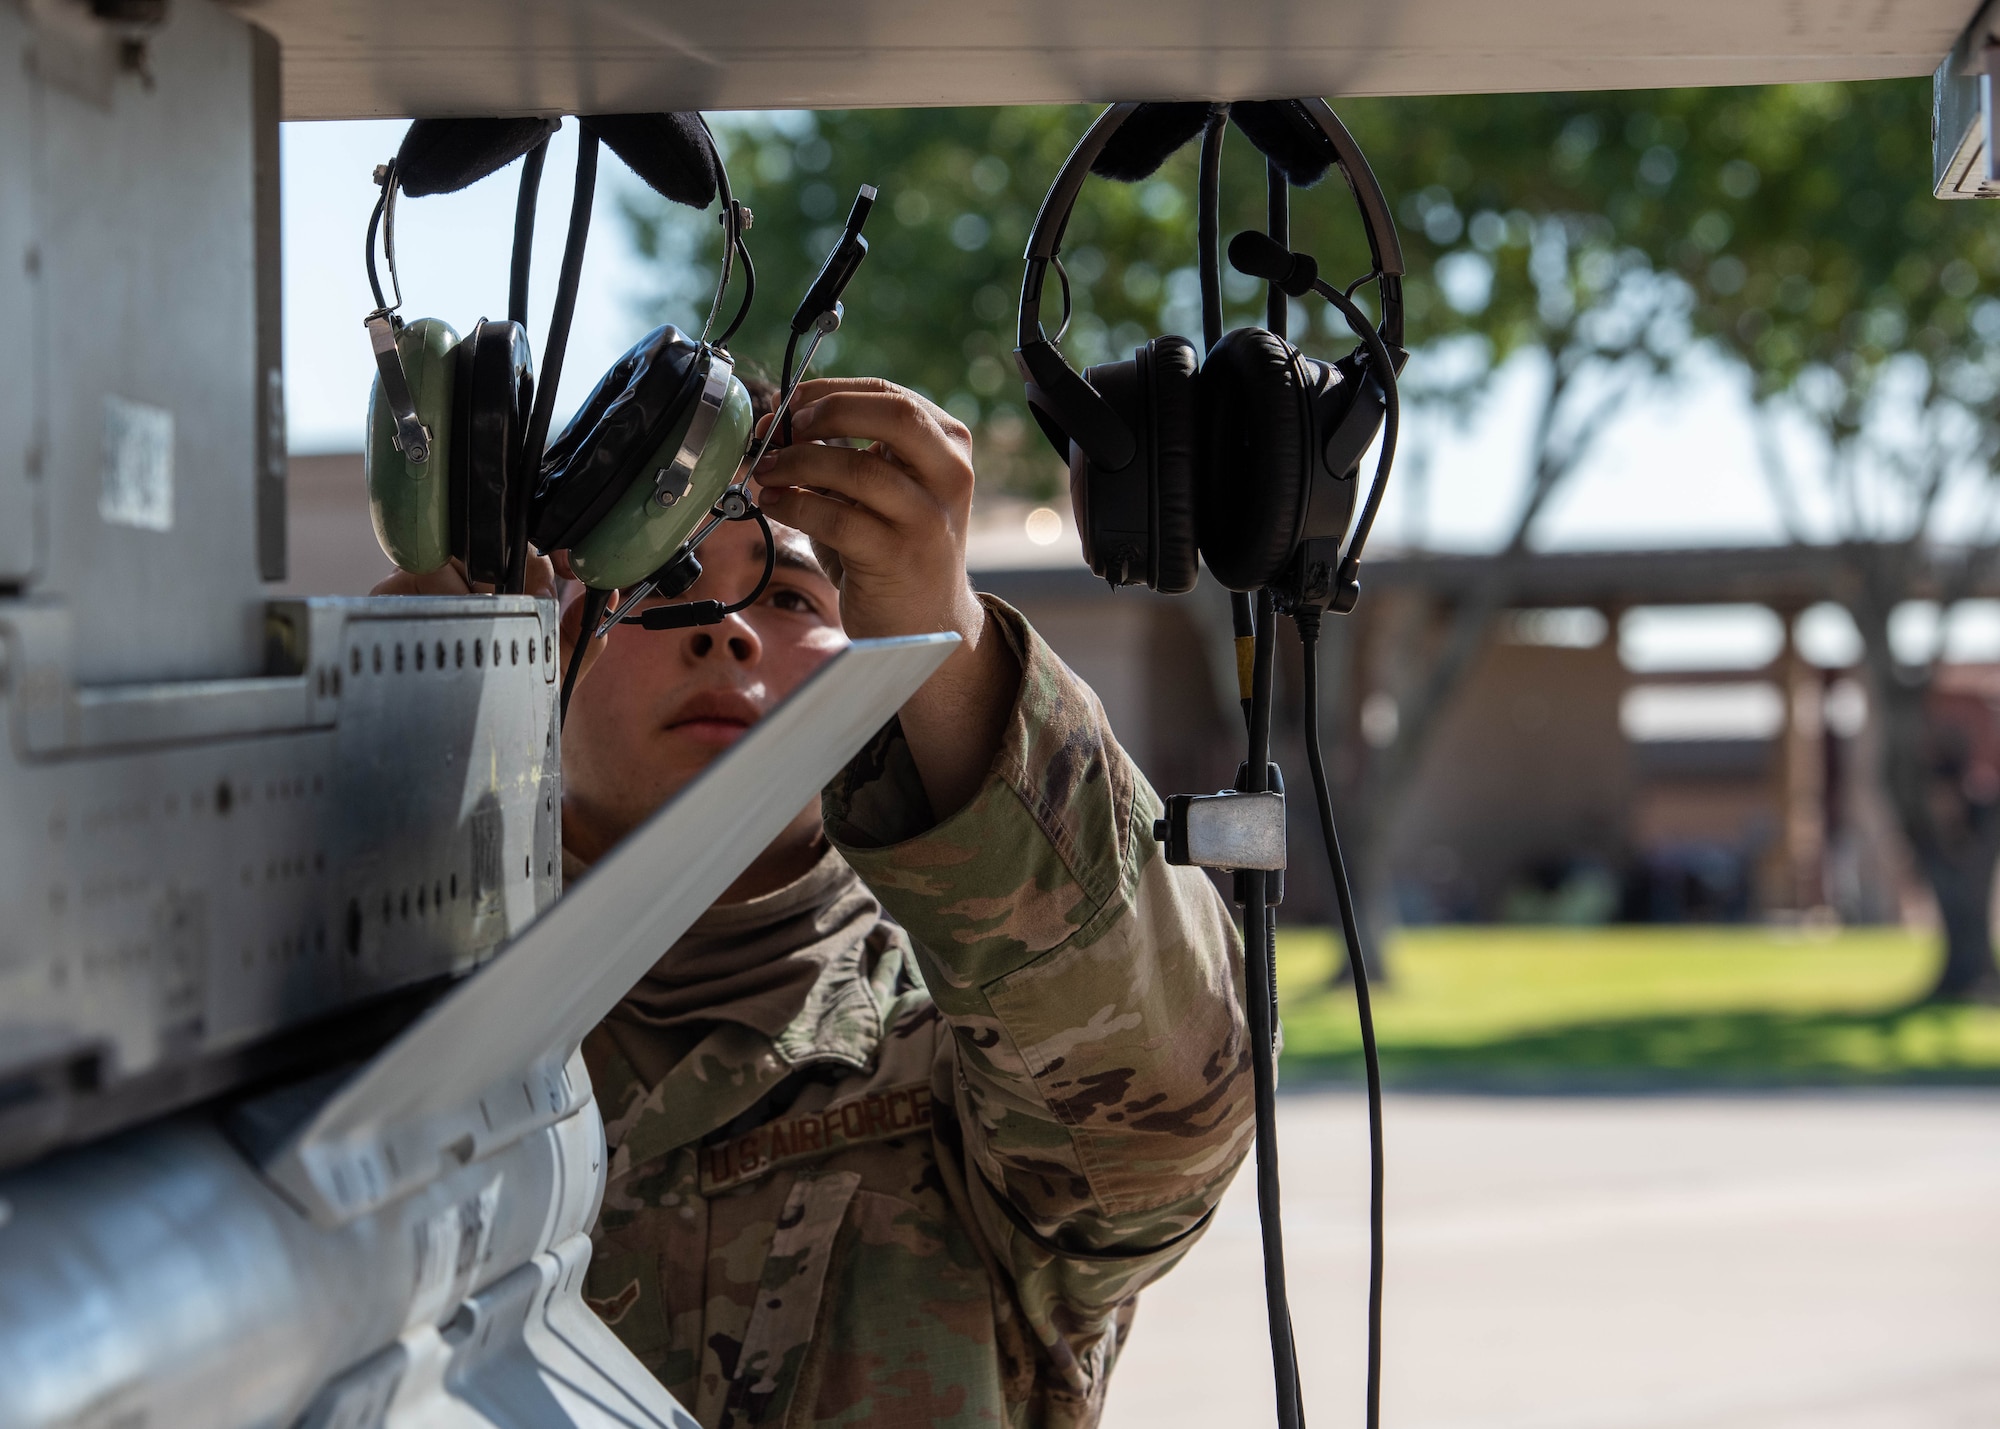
278 463 1985 937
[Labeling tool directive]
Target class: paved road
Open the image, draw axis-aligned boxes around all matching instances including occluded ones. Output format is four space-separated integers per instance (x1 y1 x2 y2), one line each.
1101 1090 2000 1429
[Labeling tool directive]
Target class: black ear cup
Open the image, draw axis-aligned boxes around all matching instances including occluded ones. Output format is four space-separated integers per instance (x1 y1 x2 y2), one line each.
1070 353 1145 588
1143 335 1201 593
1197 327 1315 592
1067 336 1202 593
449 319 534 585
530 325 707 552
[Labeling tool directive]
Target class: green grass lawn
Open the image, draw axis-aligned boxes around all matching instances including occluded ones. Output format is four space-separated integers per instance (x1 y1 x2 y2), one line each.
1275 925 2000 1088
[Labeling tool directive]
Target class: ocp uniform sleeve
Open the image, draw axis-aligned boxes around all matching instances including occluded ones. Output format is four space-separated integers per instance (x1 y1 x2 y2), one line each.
824 596 1253 1395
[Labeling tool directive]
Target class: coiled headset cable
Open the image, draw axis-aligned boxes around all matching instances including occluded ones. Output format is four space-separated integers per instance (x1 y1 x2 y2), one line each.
1218 153 1394 1429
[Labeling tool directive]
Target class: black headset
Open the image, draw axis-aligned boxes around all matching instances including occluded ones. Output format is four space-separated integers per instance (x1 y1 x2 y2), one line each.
1016 100 1405 607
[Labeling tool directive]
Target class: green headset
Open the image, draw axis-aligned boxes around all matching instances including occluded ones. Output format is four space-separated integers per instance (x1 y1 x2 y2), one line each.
363 113 757 598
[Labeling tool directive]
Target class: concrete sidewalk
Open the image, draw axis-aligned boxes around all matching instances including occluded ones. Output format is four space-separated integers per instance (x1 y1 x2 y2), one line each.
1102 1090 2000 1429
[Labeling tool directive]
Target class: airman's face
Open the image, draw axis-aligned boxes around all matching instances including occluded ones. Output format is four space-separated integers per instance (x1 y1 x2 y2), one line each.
558 517 846 858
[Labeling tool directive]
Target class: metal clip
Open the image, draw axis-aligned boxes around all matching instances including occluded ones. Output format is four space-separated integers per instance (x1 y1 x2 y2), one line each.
654 349 735 506
1154 790 1287 871
365 313 432 465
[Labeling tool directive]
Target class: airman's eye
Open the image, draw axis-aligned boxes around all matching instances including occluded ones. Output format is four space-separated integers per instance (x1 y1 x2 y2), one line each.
768 587 817 615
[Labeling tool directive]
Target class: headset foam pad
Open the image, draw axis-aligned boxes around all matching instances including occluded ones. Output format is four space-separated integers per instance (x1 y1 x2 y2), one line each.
1197 327 1312 592
1142 335 1201 593
582 114 718 209
1229 101 1337 188
396 118 561 197
531 324 706 552
450 319 534 585
1091 102 1222 182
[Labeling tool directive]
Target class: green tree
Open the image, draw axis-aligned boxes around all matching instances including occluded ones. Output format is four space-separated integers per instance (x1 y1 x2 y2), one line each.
1345 80 2000 998
626 104 1591 499
627 91 2000 1001
624 101 1707 965
1309 93 1715 964
1668 79 2000 1001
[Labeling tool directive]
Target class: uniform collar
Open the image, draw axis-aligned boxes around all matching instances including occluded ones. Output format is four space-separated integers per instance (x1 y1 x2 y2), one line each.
599 845 912 1084
591 848 916 1165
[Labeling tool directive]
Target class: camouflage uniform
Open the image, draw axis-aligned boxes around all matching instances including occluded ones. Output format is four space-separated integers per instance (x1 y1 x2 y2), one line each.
581 599 1251 1429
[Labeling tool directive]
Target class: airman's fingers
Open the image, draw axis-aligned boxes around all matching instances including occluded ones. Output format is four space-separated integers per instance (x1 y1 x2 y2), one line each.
523 552 559 603
557 584 615 689
782 387 971 497
754 442 936 528
369 557 475 598
755 485 899 569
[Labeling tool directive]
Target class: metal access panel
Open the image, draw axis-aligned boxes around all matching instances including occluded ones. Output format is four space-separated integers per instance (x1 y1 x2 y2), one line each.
0 8 37 585
4 0 281 682
0 594 562 1171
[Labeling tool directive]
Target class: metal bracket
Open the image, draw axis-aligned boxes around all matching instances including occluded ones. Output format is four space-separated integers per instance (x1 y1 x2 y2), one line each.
654 348 734 507
1155 789 1287 871
365 313 433 464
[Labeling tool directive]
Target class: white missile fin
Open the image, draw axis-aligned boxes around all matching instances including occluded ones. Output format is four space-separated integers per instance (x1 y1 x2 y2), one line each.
265 633 958 1226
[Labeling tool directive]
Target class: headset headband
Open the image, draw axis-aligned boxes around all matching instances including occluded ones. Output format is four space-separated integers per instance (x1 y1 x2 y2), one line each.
692 115 750 348
1019 99 1403 352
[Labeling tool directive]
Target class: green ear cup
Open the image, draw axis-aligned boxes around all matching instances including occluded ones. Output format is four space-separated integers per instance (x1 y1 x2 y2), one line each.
365 317 460 574
568 374 755 590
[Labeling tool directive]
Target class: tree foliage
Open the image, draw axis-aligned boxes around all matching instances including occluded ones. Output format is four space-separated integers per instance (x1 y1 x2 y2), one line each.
625 83 2000 995
627 100 1669 499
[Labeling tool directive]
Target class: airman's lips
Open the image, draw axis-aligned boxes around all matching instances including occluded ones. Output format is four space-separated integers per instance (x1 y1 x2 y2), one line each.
665 689 764 747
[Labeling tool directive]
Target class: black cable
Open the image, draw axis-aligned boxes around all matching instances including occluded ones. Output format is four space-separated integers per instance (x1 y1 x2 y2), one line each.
634 508 778 632
726 509 778 615
1231 592 1255 731
364 162 404 316
1198 113 1225 353
1267 161 1289 336
697 117 741 347
1197 111 1257 737
1239 590 1305 1429
560 585 611 726
1294 604 1384 1429
510 131 599 596
778 327 802 447
1309 276 1401 598
509 137 550 327
716 216 755 346
364 184 390 312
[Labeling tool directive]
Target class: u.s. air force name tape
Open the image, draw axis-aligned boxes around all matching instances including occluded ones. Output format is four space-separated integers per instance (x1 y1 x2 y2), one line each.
700 1082 933 1193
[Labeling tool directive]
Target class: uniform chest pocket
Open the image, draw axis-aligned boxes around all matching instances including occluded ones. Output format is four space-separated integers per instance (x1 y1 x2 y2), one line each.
717 1170 864 1429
